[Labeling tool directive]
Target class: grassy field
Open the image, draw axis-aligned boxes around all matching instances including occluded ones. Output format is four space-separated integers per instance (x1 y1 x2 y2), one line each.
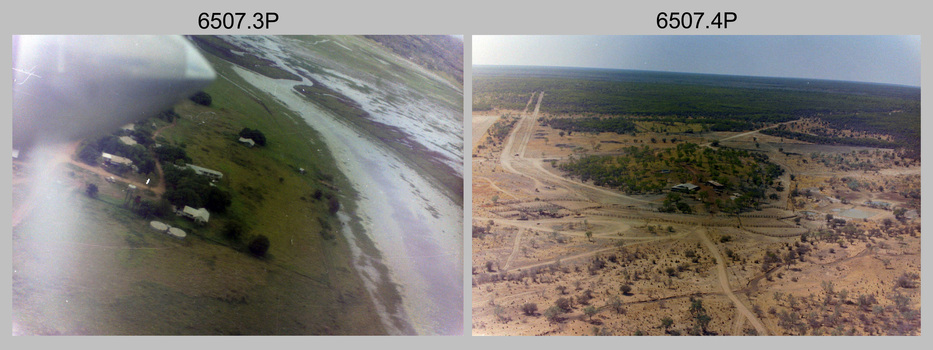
12 42 405 334
156 49 407 332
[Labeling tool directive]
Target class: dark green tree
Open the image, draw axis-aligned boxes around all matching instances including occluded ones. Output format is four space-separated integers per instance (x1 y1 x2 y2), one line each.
85 183 99 198
223 219 247 242
78 144 100 165
239 128 267 146
189 91 212 106
583 305 598 320
660 316 674 334
521 303 538 316
248 235 270 257
555 297 573 312
689 297 712 335
544 306 563 324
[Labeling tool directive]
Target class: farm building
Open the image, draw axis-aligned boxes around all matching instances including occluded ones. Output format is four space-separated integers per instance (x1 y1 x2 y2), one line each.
101 152 133 166
706 180 725 190
179 206 210 223
119 136 137 145
672 183 699 193
186 164 223 182
238 137 256 147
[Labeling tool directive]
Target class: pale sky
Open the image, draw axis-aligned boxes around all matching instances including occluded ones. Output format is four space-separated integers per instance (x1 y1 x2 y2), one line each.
473 35 922 87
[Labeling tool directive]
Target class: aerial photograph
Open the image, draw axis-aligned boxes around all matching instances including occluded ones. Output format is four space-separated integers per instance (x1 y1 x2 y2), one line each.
12 35 463 335
471 35 920 336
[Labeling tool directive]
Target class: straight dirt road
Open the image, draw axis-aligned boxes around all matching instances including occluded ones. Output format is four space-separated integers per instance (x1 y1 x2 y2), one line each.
696 227 769 335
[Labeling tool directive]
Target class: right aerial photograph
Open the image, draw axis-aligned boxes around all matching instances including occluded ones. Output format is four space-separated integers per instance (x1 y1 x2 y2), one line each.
470 35 920 336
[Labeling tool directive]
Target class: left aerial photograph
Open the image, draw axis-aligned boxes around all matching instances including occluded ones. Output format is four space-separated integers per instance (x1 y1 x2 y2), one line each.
12 35 464 335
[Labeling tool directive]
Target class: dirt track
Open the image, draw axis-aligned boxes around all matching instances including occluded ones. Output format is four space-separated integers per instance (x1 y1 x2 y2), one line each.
695 227 769 335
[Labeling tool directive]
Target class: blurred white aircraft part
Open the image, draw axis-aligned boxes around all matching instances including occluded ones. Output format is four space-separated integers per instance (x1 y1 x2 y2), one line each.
12 35 216 148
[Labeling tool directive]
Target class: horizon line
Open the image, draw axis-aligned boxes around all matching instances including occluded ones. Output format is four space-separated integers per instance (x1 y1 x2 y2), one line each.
473 64 922 89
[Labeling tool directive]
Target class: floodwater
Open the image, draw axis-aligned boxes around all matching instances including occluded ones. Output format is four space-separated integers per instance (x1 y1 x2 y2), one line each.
227 44 462 335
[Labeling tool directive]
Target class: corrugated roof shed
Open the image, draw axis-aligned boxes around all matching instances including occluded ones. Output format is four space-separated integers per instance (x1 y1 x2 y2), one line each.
182 206 210 223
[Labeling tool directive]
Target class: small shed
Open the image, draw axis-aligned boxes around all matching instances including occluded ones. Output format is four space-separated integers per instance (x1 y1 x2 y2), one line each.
180 206 210 223
238 137 256 147
102 152 134 166
706 180 725 190
119 136 137 146
672 183 699 193
186 164 223 182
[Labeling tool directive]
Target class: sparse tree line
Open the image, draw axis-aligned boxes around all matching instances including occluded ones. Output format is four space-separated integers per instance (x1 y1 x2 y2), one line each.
761 127 900 152
806 149 899 173
487 116 518 143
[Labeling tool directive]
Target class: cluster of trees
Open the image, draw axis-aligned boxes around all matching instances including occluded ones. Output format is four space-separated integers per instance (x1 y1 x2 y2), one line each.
472 77 543 111
761 127 900 150
189 91 212 106
78 133 157 175
808 150 893 173
659 192 692 214
487 117 517 142
656 297 714 335
222 219 271 258
818 110 919 158
162 165 231 213
472 99 494 112
559 143 783 210
153 143 192 166
542 116 637 134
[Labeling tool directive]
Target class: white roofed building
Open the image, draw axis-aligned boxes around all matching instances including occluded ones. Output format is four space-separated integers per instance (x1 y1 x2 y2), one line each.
180 206 210 223
102 152 133 166
238 137 255 147
186 164 223 182
119 136 137 145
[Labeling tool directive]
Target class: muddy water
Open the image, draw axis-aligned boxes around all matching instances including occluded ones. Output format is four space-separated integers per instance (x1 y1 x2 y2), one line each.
231 65 462 335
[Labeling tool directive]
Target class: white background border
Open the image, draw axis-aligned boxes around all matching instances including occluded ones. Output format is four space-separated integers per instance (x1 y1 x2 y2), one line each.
5 0 928 346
